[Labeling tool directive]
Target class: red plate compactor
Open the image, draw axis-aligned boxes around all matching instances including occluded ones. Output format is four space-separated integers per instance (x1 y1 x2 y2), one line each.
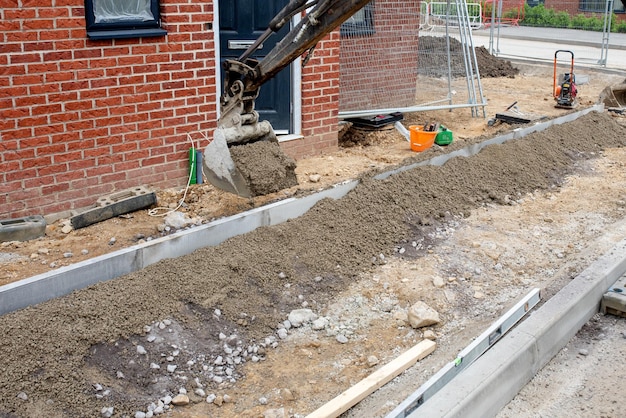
553 50 577 109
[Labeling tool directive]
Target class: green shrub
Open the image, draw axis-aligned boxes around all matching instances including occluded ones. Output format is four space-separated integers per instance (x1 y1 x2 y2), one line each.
520 4 619 32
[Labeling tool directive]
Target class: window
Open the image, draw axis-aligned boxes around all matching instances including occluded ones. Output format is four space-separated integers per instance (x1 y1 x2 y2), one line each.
526 0 545 7
84 0 167 40
579 0 625 13
341 1 375 37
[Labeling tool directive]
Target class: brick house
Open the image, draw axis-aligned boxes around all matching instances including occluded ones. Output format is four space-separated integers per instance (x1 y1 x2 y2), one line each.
1 0 417 220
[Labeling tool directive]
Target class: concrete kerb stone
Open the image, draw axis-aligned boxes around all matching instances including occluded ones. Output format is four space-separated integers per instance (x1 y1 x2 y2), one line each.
0 181 358 316
0 105 608 317
412 237 626 418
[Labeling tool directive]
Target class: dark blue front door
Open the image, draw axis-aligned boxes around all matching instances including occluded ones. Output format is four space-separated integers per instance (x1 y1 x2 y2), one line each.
219 0 292 133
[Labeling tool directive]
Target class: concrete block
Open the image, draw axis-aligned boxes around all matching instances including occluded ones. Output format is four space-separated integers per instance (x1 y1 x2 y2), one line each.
70 186 156 230
0 215 46 242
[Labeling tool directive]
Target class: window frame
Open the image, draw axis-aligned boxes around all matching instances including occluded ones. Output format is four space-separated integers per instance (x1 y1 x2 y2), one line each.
579 0 625 13
84 0 167 40
341 1 375 37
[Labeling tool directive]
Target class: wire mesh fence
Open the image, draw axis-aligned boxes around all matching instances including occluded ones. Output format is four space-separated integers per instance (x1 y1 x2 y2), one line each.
338 0 622 118
339 0 486 119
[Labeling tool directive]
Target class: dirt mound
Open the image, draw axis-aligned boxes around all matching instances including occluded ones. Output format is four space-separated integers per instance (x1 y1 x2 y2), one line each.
1 111 625 417
418 36 519 78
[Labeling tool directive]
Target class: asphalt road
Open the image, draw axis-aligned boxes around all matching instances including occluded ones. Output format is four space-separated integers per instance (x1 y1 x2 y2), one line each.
470 26 626 70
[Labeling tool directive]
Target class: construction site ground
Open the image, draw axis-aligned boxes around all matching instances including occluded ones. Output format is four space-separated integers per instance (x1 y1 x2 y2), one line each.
1 60 626 418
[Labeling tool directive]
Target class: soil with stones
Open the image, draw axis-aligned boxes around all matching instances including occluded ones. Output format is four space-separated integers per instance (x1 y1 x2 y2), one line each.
2 58 626 417
230 140 298 196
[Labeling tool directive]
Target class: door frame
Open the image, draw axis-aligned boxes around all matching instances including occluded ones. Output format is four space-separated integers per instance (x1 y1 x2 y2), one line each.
213 0 302 138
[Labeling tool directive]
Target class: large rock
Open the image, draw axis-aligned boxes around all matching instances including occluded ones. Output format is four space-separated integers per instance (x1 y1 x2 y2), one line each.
407 301 440 329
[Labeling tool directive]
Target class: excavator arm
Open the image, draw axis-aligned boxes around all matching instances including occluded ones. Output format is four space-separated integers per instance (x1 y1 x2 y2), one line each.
204 0 372 196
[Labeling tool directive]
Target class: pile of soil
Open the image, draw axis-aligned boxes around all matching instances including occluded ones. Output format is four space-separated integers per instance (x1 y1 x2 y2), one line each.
418 36 519 78
1 112 625 417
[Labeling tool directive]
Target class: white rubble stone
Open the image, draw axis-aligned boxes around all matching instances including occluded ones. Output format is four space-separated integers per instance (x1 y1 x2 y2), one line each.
407 301 441 329
206 394 217 403
137 345 147 355
287 309 318 327
423 330 437 340
164 211 191 229
432 276 446 288
263 407 287 418
135 412 146 418
277 328 288 339
101 407 114 418
309 174 322 183
367 355 379 367
311 317 329 330
392 310 408 326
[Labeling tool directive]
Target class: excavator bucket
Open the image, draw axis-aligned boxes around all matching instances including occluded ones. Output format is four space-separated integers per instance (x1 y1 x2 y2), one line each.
202 0 373 197
203 122 298 198
203 128 254 198
600 83 626 109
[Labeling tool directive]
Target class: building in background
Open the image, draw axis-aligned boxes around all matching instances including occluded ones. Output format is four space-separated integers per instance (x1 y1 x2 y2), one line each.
0 0 343 218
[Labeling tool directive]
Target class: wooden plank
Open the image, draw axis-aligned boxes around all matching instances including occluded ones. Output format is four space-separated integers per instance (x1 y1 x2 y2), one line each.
306 339 437 418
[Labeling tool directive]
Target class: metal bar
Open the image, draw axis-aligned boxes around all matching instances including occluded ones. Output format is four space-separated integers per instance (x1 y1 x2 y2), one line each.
338 101 488 120
598 0 613 66
385 288 541 418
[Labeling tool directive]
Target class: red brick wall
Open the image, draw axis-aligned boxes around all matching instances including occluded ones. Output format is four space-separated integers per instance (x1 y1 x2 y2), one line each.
282 31 341 159
0 0 217 219
531 1 625 22
339 0 421 112
544 0 578 16
0 1 341 219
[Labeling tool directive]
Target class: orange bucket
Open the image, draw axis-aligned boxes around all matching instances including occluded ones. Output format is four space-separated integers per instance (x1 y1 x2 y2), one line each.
409 125 437 152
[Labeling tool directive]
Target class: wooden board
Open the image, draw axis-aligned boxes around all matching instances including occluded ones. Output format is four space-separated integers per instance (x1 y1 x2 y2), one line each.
306 339 437 418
